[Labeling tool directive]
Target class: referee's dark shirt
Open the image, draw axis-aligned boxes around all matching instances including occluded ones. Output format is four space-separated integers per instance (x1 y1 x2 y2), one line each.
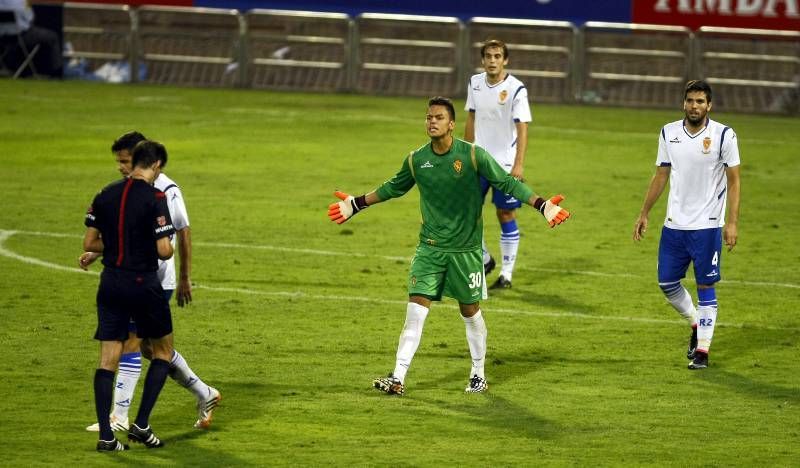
85 178 175 272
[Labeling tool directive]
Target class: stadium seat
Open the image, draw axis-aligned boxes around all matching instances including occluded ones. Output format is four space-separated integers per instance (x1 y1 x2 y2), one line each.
0 10 40 79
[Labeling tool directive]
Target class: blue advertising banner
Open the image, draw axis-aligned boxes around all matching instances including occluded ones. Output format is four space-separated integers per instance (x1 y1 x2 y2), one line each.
193 0 632 24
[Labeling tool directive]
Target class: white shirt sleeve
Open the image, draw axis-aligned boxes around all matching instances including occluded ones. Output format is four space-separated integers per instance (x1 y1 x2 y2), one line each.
465 77 475 112
656 127 670 166
165 186 190 231
720 128 740 168
511 86 532 123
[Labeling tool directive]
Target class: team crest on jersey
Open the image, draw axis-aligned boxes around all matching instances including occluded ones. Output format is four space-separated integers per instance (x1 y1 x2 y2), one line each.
157 216 167 226
453 159 462 174
702 136 712 154
498 90 508 105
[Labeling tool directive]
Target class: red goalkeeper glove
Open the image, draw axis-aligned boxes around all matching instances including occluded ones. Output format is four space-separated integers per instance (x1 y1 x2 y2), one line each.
328 191 368 224
534 195 571 227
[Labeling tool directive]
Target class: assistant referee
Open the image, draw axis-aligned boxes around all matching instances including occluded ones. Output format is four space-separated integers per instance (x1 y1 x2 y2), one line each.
84 140 176 452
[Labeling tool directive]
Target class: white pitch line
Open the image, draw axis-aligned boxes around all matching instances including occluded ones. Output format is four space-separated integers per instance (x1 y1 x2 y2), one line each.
1 229 797 331
6 229 800 289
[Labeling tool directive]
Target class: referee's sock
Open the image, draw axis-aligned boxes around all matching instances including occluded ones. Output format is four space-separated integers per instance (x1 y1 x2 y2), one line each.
94 368 116 441
134 358 171 429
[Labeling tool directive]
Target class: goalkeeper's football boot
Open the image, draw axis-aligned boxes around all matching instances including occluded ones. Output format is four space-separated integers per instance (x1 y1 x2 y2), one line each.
373 373 404 395
688 351 708 370
465 375 488 393
489 275 512 290
484 256 496 276
86 415 129 432
96 438 129 452
194 387 221 429
687 325 698 360
128 423 164 448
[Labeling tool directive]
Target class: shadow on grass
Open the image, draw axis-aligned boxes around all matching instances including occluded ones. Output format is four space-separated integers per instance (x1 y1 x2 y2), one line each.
695 368 800 403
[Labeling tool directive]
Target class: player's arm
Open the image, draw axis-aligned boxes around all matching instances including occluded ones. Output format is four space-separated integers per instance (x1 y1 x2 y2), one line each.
723 165 740 251
464 111 476 143
78 251 101 270
633 166 670 241
176 227 192 306
328 156 415 224
510 121 528 179
83 227 104 253
477 147 569 227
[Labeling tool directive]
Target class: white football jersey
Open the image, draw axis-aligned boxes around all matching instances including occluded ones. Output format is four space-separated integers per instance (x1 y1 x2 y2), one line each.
656 118 740 230
154 173 190 290
465 72 532 169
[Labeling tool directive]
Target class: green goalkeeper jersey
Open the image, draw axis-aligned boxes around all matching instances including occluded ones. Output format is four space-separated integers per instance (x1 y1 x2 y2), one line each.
375 138 534 251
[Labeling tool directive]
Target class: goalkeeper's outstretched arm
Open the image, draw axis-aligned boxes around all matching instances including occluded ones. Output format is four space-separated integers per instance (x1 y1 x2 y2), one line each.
527 194 571 228
327 191 383 224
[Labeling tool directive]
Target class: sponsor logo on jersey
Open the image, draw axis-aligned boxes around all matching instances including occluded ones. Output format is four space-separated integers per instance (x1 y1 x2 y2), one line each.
670 137 681 143
499 90 508 105
157 216 167 226
706 270 718 277
453 159 462 174
702 136 712 154
155 223 174 234
410 276 417 286
420 161 434 169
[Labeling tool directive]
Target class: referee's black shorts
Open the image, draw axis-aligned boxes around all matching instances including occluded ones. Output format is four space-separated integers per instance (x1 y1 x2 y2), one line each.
95 268 173 341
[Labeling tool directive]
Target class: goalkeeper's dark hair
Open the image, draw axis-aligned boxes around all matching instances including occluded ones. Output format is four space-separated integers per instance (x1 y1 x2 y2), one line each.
111 131 147 153
480 39 508 59
131 140 168 169
684 80 712 103
429 96 456 121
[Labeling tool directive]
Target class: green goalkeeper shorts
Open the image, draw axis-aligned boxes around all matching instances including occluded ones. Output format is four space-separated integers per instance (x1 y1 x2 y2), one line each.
407 243 487 304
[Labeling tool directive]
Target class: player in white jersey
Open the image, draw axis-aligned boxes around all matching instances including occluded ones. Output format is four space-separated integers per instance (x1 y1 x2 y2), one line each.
464 39 533 290
81 132 220 431
633 80 741 370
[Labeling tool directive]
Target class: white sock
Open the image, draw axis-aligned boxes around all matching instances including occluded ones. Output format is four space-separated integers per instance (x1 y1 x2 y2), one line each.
482 238 491 264
170 350 211 400
393 302 429 383
111 352 141 421
462 310 487 379
499 220 519 279
659 281 698 325
696 288 719 353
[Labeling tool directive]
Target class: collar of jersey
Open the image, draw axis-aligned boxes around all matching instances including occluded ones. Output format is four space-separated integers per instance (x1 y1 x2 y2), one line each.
484 73 509 88
682 117 709 139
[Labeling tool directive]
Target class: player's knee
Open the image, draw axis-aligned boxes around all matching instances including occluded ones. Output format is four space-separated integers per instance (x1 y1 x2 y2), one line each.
658 280 681 297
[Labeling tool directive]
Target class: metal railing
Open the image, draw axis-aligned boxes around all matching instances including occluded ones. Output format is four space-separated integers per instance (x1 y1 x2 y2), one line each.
580 22 693 108
696 26 800 113
58 3 800 114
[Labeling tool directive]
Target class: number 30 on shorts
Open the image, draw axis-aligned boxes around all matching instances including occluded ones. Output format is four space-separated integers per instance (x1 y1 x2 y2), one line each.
468 272 483 288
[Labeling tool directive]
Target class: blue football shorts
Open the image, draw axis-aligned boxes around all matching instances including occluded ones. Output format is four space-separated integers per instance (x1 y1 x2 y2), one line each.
479 176 523 210
657 226 722 285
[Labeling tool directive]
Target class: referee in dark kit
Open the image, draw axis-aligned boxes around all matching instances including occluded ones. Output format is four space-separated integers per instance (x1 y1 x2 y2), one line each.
83 140 176 452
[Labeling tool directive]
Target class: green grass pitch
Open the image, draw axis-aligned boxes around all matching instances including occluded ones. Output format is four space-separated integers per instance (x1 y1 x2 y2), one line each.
0 79 798 466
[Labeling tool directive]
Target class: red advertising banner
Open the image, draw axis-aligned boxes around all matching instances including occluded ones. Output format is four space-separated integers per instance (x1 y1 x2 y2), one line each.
633 0 800 30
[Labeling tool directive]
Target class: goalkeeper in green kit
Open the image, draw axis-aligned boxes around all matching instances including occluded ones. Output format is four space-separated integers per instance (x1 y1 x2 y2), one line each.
327 97 570 395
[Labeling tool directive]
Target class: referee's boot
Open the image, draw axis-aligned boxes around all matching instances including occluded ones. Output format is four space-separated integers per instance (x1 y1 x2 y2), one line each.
489 275 512 290
128 423 164 448
688 350 708 370
96 438 129 452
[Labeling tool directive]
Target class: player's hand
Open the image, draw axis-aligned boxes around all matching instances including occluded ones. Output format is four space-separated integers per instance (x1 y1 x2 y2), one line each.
510 165 524 181
723 222 737 251
78 251 100 270
177 278 192 307
537 195 570 228
633 215 648 242
327 191 366 224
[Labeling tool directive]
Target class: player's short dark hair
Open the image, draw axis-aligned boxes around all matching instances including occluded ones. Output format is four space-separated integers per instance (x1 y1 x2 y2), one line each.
684 80 712 102
480 39 508 59
111 131 147 153
132 140 168 169
428 96 456 121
